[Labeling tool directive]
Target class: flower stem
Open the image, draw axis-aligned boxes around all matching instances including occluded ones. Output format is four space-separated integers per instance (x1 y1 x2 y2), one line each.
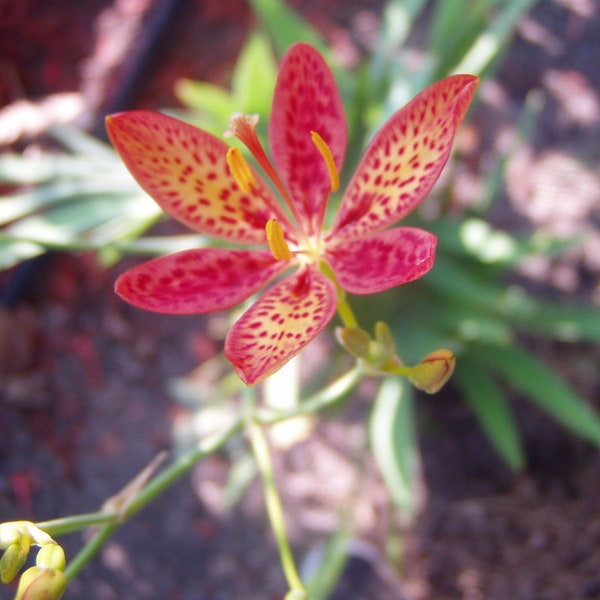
318 260 358 328
257 365 363 424
336 294 358 328
247 418 305 597
38 418 243 582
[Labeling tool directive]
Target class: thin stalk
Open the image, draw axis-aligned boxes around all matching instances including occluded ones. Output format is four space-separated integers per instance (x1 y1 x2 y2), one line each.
247 420 305 596
257 365 363 425
63 524 118 582
40 418 243 582
35 512 116 538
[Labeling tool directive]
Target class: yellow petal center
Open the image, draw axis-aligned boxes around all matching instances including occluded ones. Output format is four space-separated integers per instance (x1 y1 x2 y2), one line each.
226 146 256 194
310 130 339 193
266 219 292 261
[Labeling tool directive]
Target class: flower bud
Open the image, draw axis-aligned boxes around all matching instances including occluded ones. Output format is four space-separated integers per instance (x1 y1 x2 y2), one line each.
408 349 456 393
0 540 29 583
374 321 396 354
35 544 65 572
335 326 371 358
15 566 67 600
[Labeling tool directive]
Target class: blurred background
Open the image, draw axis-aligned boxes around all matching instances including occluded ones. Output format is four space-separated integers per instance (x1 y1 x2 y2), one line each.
1 0 599 598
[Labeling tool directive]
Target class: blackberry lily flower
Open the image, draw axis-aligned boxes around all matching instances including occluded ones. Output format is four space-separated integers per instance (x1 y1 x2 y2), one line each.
106 42 478 385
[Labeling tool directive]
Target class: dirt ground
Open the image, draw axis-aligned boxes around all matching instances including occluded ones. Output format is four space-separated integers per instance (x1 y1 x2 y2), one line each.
1 0 600 599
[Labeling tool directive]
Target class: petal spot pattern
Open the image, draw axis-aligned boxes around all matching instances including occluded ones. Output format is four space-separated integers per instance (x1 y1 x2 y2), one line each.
225 269 337 385
329 74 479 241
115 249 286 314
106 111 274 244
326 227 437 295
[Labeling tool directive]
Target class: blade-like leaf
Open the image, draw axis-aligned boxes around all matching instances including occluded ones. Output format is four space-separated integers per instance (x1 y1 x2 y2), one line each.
455 357 525 470
231 31 277 117
369 377 419 519
248 0 326 58
479 345 600 446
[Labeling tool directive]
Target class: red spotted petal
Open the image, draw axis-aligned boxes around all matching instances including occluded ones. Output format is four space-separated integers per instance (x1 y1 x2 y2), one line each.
106 111 276 244
224 267 337 385
269 42 347 234
326 227 437 294
328 75 479 241
115 249 287 314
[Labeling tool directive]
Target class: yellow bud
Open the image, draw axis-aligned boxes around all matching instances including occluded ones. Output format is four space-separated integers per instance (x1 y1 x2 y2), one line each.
36 544 65 572
408 349 456 394
0 539 29 583
15 567 67 600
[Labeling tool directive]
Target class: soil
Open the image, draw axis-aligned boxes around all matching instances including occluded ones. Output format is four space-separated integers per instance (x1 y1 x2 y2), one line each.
1 1 600 599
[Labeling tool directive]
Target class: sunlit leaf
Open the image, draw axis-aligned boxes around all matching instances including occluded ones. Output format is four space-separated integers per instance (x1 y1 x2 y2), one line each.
369 377 419 519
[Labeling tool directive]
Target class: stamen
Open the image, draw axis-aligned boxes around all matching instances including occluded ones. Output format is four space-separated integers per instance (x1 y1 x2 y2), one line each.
226 147 256 193
266 219 292 261
310 131 339 193
226 114 305 233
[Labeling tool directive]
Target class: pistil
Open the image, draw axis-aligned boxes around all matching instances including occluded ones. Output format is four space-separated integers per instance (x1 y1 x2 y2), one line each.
225 113 308 239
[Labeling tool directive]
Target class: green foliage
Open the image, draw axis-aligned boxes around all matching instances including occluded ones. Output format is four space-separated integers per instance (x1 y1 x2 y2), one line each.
1 0 596 524
0 125 163 270
369 378 419 518
174 31 278 137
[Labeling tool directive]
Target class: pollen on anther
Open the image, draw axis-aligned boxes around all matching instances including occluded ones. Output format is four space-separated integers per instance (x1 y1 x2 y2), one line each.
310 131 339 193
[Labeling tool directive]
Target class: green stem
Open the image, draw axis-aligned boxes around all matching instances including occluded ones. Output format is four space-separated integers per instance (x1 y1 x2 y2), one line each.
336 294 358 328
318 260 359 328
247 420 305 597
42 418 243 582
35 512 116 538
257 365 363 425
63 524 118 582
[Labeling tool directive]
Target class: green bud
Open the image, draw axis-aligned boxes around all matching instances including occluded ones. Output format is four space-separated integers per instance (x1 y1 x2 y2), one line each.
35 544 65 572
0 539 29 583
335 326 371 358
374 322 396 354
408 349 456 394
15 566 67 600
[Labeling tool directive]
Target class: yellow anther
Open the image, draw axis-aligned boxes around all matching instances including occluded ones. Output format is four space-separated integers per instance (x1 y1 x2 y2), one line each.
266 219 292 261
310 130 339 193
226 147 256 193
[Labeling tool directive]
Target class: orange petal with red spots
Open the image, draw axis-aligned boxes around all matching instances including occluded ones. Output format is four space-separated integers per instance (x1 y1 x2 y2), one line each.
328 74 479 241
224 267 337 385
115 249 287 314
326 227 437 294
269 42 347 235
106 111 276 244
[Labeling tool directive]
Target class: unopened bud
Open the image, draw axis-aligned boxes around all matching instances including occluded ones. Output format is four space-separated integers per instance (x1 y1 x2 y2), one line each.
15 566 67 600
36 544 65 572
335 326 371 359
0 539 29 583
408 349 456 393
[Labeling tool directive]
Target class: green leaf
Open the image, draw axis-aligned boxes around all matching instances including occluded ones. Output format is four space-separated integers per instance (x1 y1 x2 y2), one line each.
173 80 236 135
369 378 419 519
304 522 353 600
479 345 600 446
248 0 326 58
453 0 540 75
370 0 428 88
455 357 525 470
231 31 277 117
